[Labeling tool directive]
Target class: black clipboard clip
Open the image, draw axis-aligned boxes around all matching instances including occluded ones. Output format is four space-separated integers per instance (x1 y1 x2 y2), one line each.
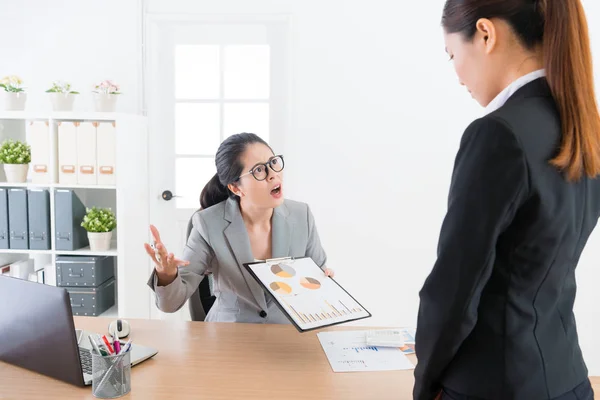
264 256 296 265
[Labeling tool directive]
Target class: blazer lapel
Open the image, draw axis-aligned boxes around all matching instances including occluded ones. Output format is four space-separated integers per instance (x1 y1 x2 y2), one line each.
223 198 267 311
271 203 292 259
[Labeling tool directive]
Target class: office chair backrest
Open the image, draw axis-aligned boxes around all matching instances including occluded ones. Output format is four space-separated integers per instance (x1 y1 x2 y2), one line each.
186 209 216 322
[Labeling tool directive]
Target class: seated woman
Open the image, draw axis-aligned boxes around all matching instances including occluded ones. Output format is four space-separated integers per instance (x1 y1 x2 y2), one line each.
145 133 333 323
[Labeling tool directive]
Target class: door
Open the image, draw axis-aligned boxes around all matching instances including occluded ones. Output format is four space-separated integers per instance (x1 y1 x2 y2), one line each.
146 16 290 320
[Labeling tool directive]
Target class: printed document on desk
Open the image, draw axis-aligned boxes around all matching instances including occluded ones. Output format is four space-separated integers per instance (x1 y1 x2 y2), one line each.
244 257 371 332
317 331 415 372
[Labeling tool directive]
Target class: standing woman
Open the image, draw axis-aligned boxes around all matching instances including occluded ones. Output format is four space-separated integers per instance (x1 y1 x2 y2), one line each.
415 1 600 399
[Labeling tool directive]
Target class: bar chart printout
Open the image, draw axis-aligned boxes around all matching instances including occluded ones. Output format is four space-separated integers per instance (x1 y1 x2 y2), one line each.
317 331 415 372
246 257 371 331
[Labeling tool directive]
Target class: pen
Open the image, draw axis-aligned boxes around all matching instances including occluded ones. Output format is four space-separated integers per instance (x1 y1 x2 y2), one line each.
92 335 109 356
96 335 112 356
88 335 103 355
101 335 115 354
118 339 132 355
112 327 121 355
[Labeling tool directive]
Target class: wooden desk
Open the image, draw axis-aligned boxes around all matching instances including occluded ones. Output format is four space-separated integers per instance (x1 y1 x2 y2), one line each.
0 317 417 400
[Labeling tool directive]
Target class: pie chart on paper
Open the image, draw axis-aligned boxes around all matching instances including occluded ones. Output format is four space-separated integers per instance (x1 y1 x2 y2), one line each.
271 263 296 278
270 281 293 295
300 277 321 290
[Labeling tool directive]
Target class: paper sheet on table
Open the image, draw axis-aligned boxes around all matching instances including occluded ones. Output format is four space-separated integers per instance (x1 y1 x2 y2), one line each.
317 331 415 372
400 327 416 344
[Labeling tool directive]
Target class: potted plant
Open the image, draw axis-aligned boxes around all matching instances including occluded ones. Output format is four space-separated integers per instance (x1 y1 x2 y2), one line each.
46 80 79 111
81 207 117 251
0 75 26 111
0 139 31 183
92 80 120 112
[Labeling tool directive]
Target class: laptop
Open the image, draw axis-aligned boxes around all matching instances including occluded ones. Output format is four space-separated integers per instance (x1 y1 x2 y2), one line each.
0 276 158 386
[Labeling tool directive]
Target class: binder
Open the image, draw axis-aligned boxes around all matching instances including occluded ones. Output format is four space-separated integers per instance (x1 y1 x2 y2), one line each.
8 189 29 250
244 257 371 333
27 189 51 250
58 122 78 185
54 189 89 251
28 121 52 184
96 122 116 185
0 188 8 249
77 122 97 185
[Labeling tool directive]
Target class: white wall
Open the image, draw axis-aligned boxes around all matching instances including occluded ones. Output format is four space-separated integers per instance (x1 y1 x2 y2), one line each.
2 0 600 374
0 0 141 113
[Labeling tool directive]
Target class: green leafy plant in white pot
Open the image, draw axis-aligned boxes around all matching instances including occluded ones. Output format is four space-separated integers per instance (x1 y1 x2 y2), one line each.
92 80 120 112
0 75 27 111
0 139 31 183
46 80 79 111
81 207 116 251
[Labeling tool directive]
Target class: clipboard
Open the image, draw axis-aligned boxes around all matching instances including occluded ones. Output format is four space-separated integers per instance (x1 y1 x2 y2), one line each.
244 256 371 333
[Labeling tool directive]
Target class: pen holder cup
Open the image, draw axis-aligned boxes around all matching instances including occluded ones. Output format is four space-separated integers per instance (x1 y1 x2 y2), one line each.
91 350 132 399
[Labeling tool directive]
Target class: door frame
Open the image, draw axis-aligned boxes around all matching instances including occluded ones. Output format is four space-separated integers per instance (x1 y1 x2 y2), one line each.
143 13 293 319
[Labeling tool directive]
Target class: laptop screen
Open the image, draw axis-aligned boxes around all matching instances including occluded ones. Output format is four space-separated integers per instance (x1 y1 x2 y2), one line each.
0 276 85 386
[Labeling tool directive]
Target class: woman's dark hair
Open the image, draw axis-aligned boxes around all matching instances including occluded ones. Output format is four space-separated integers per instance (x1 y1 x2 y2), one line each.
200 133 272 209
442 0 600 181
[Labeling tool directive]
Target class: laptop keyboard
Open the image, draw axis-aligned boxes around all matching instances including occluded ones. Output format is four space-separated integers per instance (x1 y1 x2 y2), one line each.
79 347 93 375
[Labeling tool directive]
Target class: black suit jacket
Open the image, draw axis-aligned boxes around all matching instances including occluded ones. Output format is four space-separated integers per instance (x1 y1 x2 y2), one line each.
414 78 600 400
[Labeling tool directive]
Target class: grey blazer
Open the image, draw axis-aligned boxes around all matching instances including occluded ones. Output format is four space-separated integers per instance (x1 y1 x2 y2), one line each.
147 197 327 323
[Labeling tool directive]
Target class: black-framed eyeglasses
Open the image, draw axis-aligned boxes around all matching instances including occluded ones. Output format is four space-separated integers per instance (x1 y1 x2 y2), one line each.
238 155 285 181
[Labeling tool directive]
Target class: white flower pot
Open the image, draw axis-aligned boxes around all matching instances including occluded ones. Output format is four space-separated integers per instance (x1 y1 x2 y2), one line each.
0 92 27 111
93 93 118 112
88 231 113 252
49 93 76 112
3 164 29 183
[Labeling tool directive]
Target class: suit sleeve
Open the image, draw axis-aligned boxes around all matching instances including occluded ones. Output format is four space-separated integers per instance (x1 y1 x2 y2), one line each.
305 204 328 269
146 213 214 313
413 117 529 400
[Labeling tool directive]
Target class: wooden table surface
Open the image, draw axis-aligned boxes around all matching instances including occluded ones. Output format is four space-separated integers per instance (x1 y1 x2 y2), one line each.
0 317 418 399
2 317 598 399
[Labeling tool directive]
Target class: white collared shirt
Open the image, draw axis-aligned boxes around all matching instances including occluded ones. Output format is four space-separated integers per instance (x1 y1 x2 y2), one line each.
484 69 546 115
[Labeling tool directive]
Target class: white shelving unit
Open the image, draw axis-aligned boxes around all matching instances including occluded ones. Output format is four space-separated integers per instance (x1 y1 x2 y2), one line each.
0 182 117 190
0 112 150 319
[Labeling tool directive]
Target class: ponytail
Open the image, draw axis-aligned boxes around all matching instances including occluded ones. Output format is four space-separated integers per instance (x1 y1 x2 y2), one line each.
543 0 600 181
442 0 600 181
200 173 230 210
199 132 271 209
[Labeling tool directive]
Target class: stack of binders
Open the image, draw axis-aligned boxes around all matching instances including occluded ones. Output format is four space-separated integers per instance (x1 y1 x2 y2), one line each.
0 187 51 250
57 121 116 186
0 188 89 251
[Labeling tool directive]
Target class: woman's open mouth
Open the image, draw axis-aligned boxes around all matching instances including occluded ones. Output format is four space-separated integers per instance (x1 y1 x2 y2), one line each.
270 184 282 198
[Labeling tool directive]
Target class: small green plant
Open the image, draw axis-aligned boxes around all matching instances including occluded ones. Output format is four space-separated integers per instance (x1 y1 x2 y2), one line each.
46 80 79 94
81 207 117 233
0 75 25 93
0 139 31 164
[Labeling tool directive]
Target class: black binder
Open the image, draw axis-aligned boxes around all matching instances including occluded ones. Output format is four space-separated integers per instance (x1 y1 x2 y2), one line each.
54 189 89 251
27 189 51 250
0 188 8 249
8 188 29 250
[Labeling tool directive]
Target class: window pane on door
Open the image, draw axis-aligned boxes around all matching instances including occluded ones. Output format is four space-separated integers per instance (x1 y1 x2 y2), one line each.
175 45 220 99
224 45 270 99
175 157 216 209
175 103 220 155
223 103 269 143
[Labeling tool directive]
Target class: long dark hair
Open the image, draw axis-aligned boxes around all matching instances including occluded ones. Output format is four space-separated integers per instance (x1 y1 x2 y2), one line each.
199 133 272 209
442 0 600 181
